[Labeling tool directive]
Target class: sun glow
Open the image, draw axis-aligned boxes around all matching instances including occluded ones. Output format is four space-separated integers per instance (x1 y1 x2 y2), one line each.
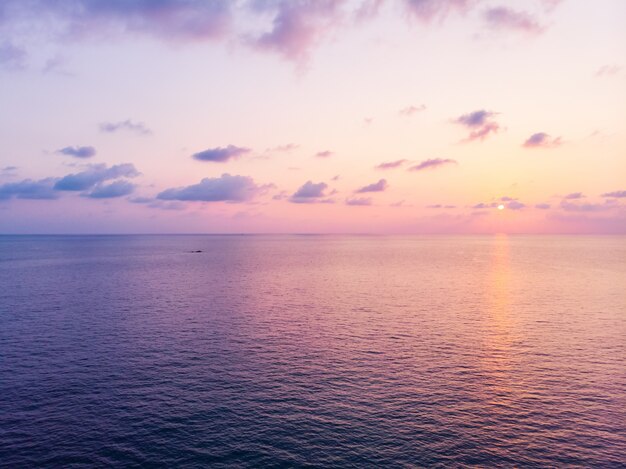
497 205 505 210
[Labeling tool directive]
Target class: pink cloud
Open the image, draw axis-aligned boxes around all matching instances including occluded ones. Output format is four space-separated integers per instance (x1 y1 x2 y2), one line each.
483 7 544 34
522 132 562 148
408 158 457 171
253 0 344 62
404 0 476 23
454 110 501 142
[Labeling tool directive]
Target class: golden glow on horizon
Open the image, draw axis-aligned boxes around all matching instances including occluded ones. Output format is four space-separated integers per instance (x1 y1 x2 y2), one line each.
497 205 505 211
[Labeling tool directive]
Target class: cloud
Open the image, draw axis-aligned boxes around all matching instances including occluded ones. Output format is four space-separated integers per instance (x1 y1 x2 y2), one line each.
408 158 457 171
268 143 299 153
500 196 516 201
10 0 232 43
522 132 562 148
57 145 96 158
454 110 500 142
472 202 497 209
563 192 584 200
289 180 329 203
356 178 387 193
157 173 263 202
375 159 407 170
404 0 475 23
535 203 551 209
99 120 152 135
399 104 426 116
507 200 525 210
595 65 621 77
2 166 17 172
483 7 544 34
0 178 58 200
559 200 614 213
346 197 372 206
54 163 140 191
85 180 135 199
250 0 344 62
315 150 333 158
426 204 456 209
602 190 626 198
192 145 251 162
0 40 26 70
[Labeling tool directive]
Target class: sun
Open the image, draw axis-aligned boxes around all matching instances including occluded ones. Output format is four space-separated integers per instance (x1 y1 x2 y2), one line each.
497 204 505 210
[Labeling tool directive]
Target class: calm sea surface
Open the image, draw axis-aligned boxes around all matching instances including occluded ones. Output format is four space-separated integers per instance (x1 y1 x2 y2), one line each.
0 235 624 467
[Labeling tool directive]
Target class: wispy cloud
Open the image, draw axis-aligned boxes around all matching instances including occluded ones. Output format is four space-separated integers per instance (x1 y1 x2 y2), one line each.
595 64 621 77
192 145 251 162
99 120 151 135
483 7 544 34
408 158 457 172
454 110 500 142
375 159 407 170
345 197 372 206
57 146 96 159
250 0 344 63
563 192 584 200
523 132 562 148
315 150 334 158
404 0 476 23
0 40 26 70
157 174 263 202
535 203 551 209
602 190 626 198
355 179 387 193
399 104 426 116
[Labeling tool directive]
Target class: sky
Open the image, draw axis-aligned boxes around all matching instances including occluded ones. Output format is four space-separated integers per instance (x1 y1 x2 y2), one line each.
0 0 625 234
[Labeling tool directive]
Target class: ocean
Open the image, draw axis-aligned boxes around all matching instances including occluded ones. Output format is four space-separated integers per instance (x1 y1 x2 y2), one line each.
0 235 624 467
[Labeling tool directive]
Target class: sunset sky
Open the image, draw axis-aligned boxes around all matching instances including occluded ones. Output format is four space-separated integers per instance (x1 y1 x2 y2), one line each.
1 0 624 234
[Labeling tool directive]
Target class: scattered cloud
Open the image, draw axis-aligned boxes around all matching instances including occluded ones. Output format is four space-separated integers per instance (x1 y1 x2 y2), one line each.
523 132 562 148
472 202 497 209
426 204 456 209
507 200 525 210
346 197 372 206
399 104 426 116
602 190 626 198
535 203 551 209
559 200 613 213
408 158 457 172
563 192 584 200
85 180 135 199
57 146 96 159
454 110 500 142
2 166 17 173
54 163 140 191
404 0 475 23
376 159 407 170
483 7 544 34
595 64 621 77
355 178 387 193
157 173 263 202
268 143 299 153
0 178 58 200
500 196 517 201
99 119 151 135
289 180 329 203
250 0 344 62
315 150 334 158
192 145 251 162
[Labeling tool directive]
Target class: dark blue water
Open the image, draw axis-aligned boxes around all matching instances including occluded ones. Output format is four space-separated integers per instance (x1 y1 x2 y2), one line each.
1 235 625 467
